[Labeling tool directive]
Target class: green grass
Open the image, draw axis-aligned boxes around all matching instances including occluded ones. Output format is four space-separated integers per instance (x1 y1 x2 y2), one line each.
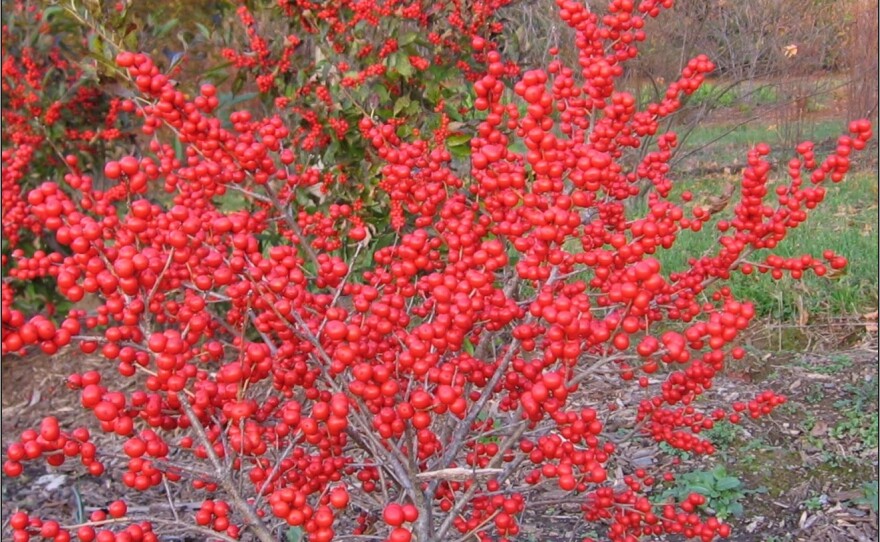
641 169 878 320
687 82 738 109
628 80 782 112
563 112 876 320
675 119 847 168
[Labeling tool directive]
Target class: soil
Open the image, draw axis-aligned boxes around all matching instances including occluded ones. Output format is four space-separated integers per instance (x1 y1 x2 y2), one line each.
2 318 876 541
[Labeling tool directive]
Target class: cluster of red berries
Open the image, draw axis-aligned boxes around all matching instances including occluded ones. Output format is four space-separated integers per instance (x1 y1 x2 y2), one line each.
1 4 125 252
4 418 100 478
9 504 156 542
1 0 873 541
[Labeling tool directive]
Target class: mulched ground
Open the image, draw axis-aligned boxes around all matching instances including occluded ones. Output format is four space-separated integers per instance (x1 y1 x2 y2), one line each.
707 321 879 542
2 318 877 541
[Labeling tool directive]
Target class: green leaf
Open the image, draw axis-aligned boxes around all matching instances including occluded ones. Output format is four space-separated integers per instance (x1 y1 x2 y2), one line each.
195 22 213 40
856 481 879 511
426 82 441 103
376 85 390 102
711 466 729 479
324 140 340 166
462 338 475 355
727 502 744 517
449 144 471 159
715 477 742 492
400 32 418 47
447 134 471 148
173 138 184 162
285 526 304 542
690 486 714 497
123 29 140 51
202 61 234 86
154 18 179 38
508 140 527 155
218 91 259 112
231 72 246 95
393 96 411 116
395 54 413 79
42 5 64 21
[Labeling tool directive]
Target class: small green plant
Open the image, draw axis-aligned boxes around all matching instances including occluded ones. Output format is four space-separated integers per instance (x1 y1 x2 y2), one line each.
659 441 693 461
843 376 879 409
752 85 779 106
777 401 803 417
660 466 758 520
831 377 879 449
688 82 737 108
830 409 879 449
742 437 769 452
802 494 826 511
801 412 819 433
737 438 771 469
853 481 879 512
703 421 741 450
817 450 855 469
805 354 855 375
804 383 825 405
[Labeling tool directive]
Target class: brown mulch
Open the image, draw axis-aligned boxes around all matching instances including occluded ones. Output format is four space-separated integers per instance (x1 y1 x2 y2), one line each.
2 320 878 541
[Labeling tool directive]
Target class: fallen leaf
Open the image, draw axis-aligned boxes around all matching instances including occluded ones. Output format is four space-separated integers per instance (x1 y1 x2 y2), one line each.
831 490 865 502
35 474 67 491
745 516 765 533
803 513 820 530
797 295 809 326
705 182 736 215
864 311 878 333
810 420 828 437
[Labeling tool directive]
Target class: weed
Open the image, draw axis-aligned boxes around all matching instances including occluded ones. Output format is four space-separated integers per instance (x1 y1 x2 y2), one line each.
659 441 692 461
829 375 879 449
854 481 879 512
807 354 855 375
830 410 879 450
703 421 741 450
752 85 779 105
802 494 826 511
844 376 879 408
776 401 804 417
688 83 737 108
803 384 825 405
648 170 879 320
659 466 762 520
801 412 818 433
737 438 772 469
817 451 855 469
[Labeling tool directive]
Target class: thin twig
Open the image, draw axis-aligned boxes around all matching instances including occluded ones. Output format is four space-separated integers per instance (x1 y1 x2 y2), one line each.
179 400 276 542
162 477 181 523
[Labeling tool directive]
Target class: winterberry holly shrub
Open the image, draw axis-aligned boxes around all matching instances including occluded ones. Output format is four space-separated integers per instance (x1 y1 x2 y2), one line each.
1 1 873 542
1 0 132 318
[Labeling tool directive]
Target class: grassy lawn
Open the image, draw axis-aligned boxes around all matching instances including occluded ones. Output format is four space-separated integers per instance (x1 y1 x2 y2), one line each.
647 169 878 320
673 118 851 171
620 111 879 320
